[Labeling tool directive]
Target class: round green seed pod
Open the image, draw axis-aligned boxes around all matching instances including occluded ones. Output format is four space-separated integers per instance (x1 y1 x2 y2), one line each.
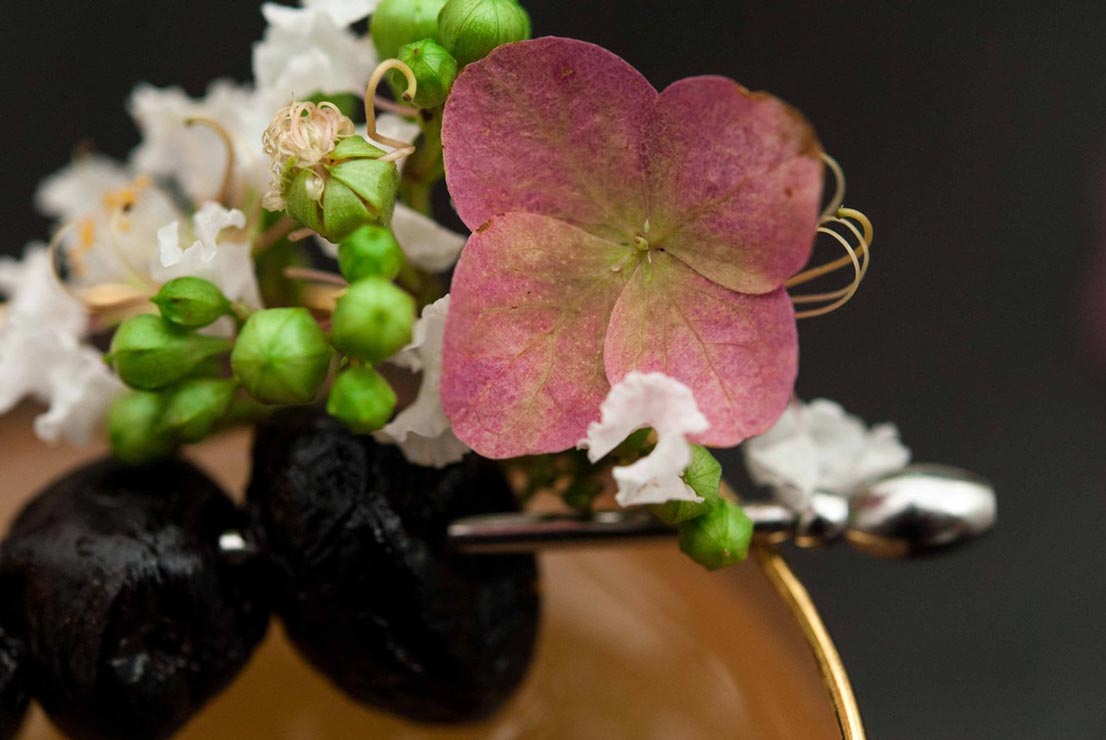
338 224 405 283
437 0 531 67
164 378 238 443
108 315 232 391
151 277 231 329
330 278 416 363
371 0 449 60
109 391 177 464
326 366 398 434
231 308 334 405
397 39 458 108
677 499 753 570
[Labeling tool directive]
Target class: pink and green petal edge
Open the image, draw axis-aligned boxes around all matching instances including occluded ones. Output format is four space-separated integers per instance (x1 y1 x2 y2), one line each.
440 212 633 458
603 252 798 447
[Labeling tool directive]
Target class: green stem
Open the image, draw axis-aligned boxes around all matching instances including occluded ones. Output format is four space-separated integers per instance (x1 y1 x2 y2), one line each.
398 107 444 218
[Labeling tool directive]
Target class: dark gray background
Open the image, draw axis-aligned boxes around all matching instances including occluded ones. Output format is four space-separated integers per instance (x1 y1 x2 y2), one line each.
3 1 1104 737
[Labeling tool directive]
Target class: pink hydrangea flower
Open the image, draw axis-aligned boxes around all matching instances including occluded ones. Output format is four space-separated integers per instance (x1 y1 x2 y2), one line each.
440 37 823 458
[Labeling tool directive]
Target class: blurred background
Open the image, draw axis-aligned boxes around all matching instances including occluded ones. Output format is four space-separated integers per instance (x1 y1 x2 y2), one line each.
2 1 1105 737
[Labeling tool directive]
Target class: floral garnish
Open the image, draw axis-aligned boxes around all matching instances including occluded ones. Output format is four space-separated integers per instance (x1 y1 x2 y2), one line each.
440 37 823 458
581 372 708 507
742 398 911 508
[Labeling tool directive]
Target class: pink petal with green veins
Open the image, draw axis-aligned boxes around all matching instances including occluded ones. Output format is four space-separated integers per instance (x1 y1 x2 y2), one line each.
442 37 653 242
646 76 823 295
603 252 798 447
440 212 633 458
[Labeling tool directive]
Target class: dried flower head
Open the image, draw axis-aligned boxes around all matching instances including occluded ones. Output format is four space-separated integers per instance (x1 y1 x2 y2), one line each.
261 100 355 210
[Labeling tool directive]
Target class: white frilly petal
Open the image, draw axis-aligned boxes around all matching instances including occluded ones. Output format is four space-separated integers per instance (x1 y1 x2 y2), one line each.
302 0 379 27
742 398 911 508
35 155 131 222
581 372 710 507
152 203 259 308
377 295 470 467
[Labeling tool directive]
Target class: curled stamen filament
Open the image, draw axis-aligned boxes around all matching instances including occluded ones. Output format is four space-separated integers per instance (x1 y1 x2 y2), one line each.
789 207 872 319
186 117 236 205
819 152 846 223
364 60 418 163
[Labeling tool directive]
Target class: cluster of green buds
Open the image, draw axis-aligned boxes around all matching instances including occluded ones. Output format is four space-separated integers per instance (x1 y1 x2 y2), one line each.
373 0 530 69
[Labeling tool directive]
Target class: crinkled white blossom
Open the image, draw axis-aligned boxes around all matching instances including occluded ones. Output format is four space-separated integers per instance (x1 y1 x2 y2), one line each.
742 398 911 509
302 0 378 26
581 372 711 507
254 2 377 109
377 295 470 467
152 202 261 308
0 247 123 445
35 155 131 222
129 81 271 205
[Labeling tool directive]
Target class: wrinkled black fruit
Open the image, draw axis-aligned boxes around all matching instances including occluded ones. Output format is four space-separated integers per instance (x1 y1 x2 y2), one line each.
247 408 540 723
0 611 28 740
0 458 270 740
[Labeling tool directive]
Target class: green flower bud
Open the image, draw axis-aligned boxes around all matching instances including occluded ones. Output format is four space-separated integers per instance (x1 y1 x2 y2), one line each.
338 224 405 283
152 277 231 329
330 278 416 363
231 308 334 404
677 499 754 570
109 391 176 464
652 445 722 525
371 0 449 60
397 39 458 108
108 314 232 390
284 137 401 243
164 378 237 443
326 366 398 434
437 0 531 67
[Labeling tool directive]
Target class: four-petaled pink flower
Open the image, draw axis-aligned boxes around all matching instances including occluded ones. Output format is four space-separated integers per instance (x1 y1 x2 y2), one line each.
440 37 824 458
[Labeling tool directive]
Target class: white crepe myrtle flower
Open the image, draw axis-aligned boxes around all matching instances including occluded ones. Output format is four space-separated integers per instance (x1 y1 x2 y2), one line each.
302 0 379 26
0 247 123 445
35 155 131 222
581 372 710 508
742 398 911 509
254 2 377 110
377 295 470 467
129 81 271 206
152 202 261 308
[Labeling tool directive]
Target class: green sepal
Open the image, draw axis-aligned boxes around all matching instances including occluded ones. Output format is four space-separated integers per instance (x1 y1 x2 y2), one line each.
109 390 177 464
107 314 232 390
332 136 388 161
321 179 373 242
677 499 754 570
285 169 326 234
397 38 458 108
326 366 398 434
152 277 231 329
651 444 722 524
164 378 237 443
231 307 334 404
329 159 399 217
330 277 417 363
338 224 405 282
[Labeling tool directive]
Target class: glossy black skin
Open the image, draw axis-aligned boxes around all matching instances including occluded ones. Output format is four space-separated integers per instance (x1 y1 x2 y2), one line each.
247 408 540 723
0 458 270 740
0 613 27 740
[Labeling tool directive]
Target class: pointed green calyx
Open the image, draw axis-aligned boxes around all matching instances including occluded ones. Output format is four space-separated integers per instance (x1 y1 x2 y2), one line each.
108 314 232 390
397 39 458 108
327 366 398 434
284 137 400 243
652 444 722 525
437 0 531 67
371 0 449 60
331 277 416 363
164 378 237 443
152 277 231 329
677 499 754 570
338 224 405 282
231 308 333 404
109 391 177 464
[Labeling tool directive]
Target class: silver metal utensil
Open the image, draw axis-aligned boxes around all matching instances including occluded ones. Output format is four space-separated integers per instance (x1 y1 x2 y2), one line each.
448 464 996 559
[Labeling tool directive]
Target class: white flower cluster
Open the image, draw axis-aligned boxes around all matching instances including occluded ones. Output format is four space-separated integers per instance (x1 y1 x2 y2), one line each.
1 0 466 454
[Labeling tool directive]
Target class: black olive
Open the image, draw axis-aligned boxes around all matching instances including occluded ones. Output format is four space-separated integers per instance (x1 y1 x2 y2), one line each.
0 612 27 740
0 458 270 740
247 408 540 723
